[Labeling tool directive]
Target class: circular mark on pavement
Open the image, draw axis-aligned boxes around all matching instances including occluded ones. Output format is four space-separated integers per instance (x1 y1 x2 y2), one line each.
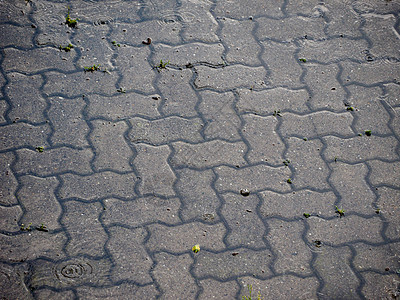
54 261 93 283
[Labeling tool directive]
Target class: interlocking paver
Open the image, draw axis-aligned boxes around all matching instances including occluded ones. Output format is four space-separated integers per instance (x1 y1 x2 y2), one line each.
76 284 158 300
0 205 22 232
313 245 361 299
129 116 203 145
62 200 107 257
198 279 239 300
375 187 400 239
325 1 362 37
174 168 220 222
261 41 303 88
213 0 284 18
14 148 93 176
5 73 47 124
266 219 312 275
48 96 90 147
215 164 291 193
260 190 336 219
146 222 226 253
221 18 261 66
329 162 376 215
368 160 400 187
341 61 400 85
102 196 180 227
323 135 399 163
59 172 137 201
153 253 197 299
171 140 246 169
0 0 32 25
87 92 160 120
361 272 400 300
384 83 400 108
303 63 346 111
0 101 7 124
156 68 199 118
17 175 61 230
194 248 273 280
107 226 153 284
0 24 35 48
133 144 176 196
242 114 284 165
286 138 330 190
34 289 74 300
236 87 310 114
194 65 267 91
285 0 321 17
0 262 32 300
353 0 400 14
199 90 241 141
353 242 400 272
221 193 266 249
90 120 132 172
0 152 18 205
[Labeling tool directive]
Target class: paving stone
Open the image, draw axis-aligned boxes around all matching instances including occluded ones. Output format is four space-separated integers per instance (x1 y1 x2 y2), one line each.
87 92 160 120
3 47 76 73
384 83 400 108
353 242 400 272
14 148 93 176
199 90 241 141
153 253 197 299
298 38 368 63
90 120 132 172
215 164 291 193
0 262 32 300
256 16 326 42
171 140 246 169
107 226 153 284
153 43 224 67
242 114 283 165
174 168 220 222
346 85 392 135
329 162 376 215
0 24 35 48
0 205 22 232
0 152 18 206
368 160 400 187
362 14 400 59
114 46 155 93
198 279 239 300
307 215 384 245
261 41 303 88
375 187 400 239
0 101 7 124
361 272 400 300
43 71 119 97
313 245 361 299
221 193 266 249
236 87 310 115
323 135 399 163
353 0 400 15
221 18 261 66
62 200 107 257
180 0 219 43
102 196 180 227
266 219 312 275
303 63 346 111
260 190 336 219
391 107 400 140
17 175 61 230
48 96 90 147
76 284 158 300
112 22 181 48
325 1 362 37
285 0 321 17
59 172 137 201
157 68 199 118
133 144 176 196
194 248 273 280
129 116 203 145
280 111 354 139
0 0 32 25
29 258 111 289
146 222 226 253
341 61 400 85
286 138 330 190
239 275 319 300
194 65 267 91
34 289 75 300
5 73 47 124
0 231 67 262
213 0 284 18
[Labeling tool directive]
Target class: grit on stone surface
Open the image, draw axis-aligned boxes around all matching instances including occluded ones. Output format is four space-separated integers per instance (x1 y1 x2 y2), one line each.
0 0 399 299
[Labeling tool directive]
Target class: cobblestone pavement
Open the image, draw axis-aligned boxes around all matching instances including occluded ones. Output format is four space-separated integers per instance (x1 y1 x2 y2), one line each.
0 0 400 299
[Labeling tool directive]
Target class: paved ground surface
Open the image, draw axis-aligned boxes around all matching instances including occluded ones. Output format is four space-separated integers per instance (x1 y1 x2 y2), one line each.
0 0 400 299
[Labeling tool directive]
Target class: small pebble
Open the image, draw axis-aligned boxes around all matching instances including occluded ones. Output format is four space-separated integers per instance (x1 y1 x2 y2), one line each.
240 189 250 196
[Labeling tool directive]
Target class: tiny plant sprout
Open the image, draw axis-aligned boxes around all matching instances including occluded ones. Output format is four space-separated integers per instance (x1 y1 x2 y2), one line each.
65 7 77 28
192 244 200 253
283 159 291 166
299 58 307 63
365 130 372 136
287 178 292 184
346 106 354 111
303 213 310 218
335 206 345 217
273 110 282 117
36 146 44 152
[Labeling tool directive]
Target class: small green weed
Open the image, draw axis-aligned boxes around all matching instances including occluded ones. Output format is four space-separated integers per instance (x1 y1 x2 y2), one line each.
242 284 262 300
273 110 282 117
303 213 310 218
84 64 101 72
111 41 121 47
192 244 200 253
335 206 345 217
155 59 170 70
287 178 292 184
299 58 307 63
59 43 74 52
283 159 291 166
20 222 32 231
346 106 354 111
117 87 126 93
365 130 372 136
65 7 78 28
303 137 308 141
36 223 49 232
35 146 44 153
